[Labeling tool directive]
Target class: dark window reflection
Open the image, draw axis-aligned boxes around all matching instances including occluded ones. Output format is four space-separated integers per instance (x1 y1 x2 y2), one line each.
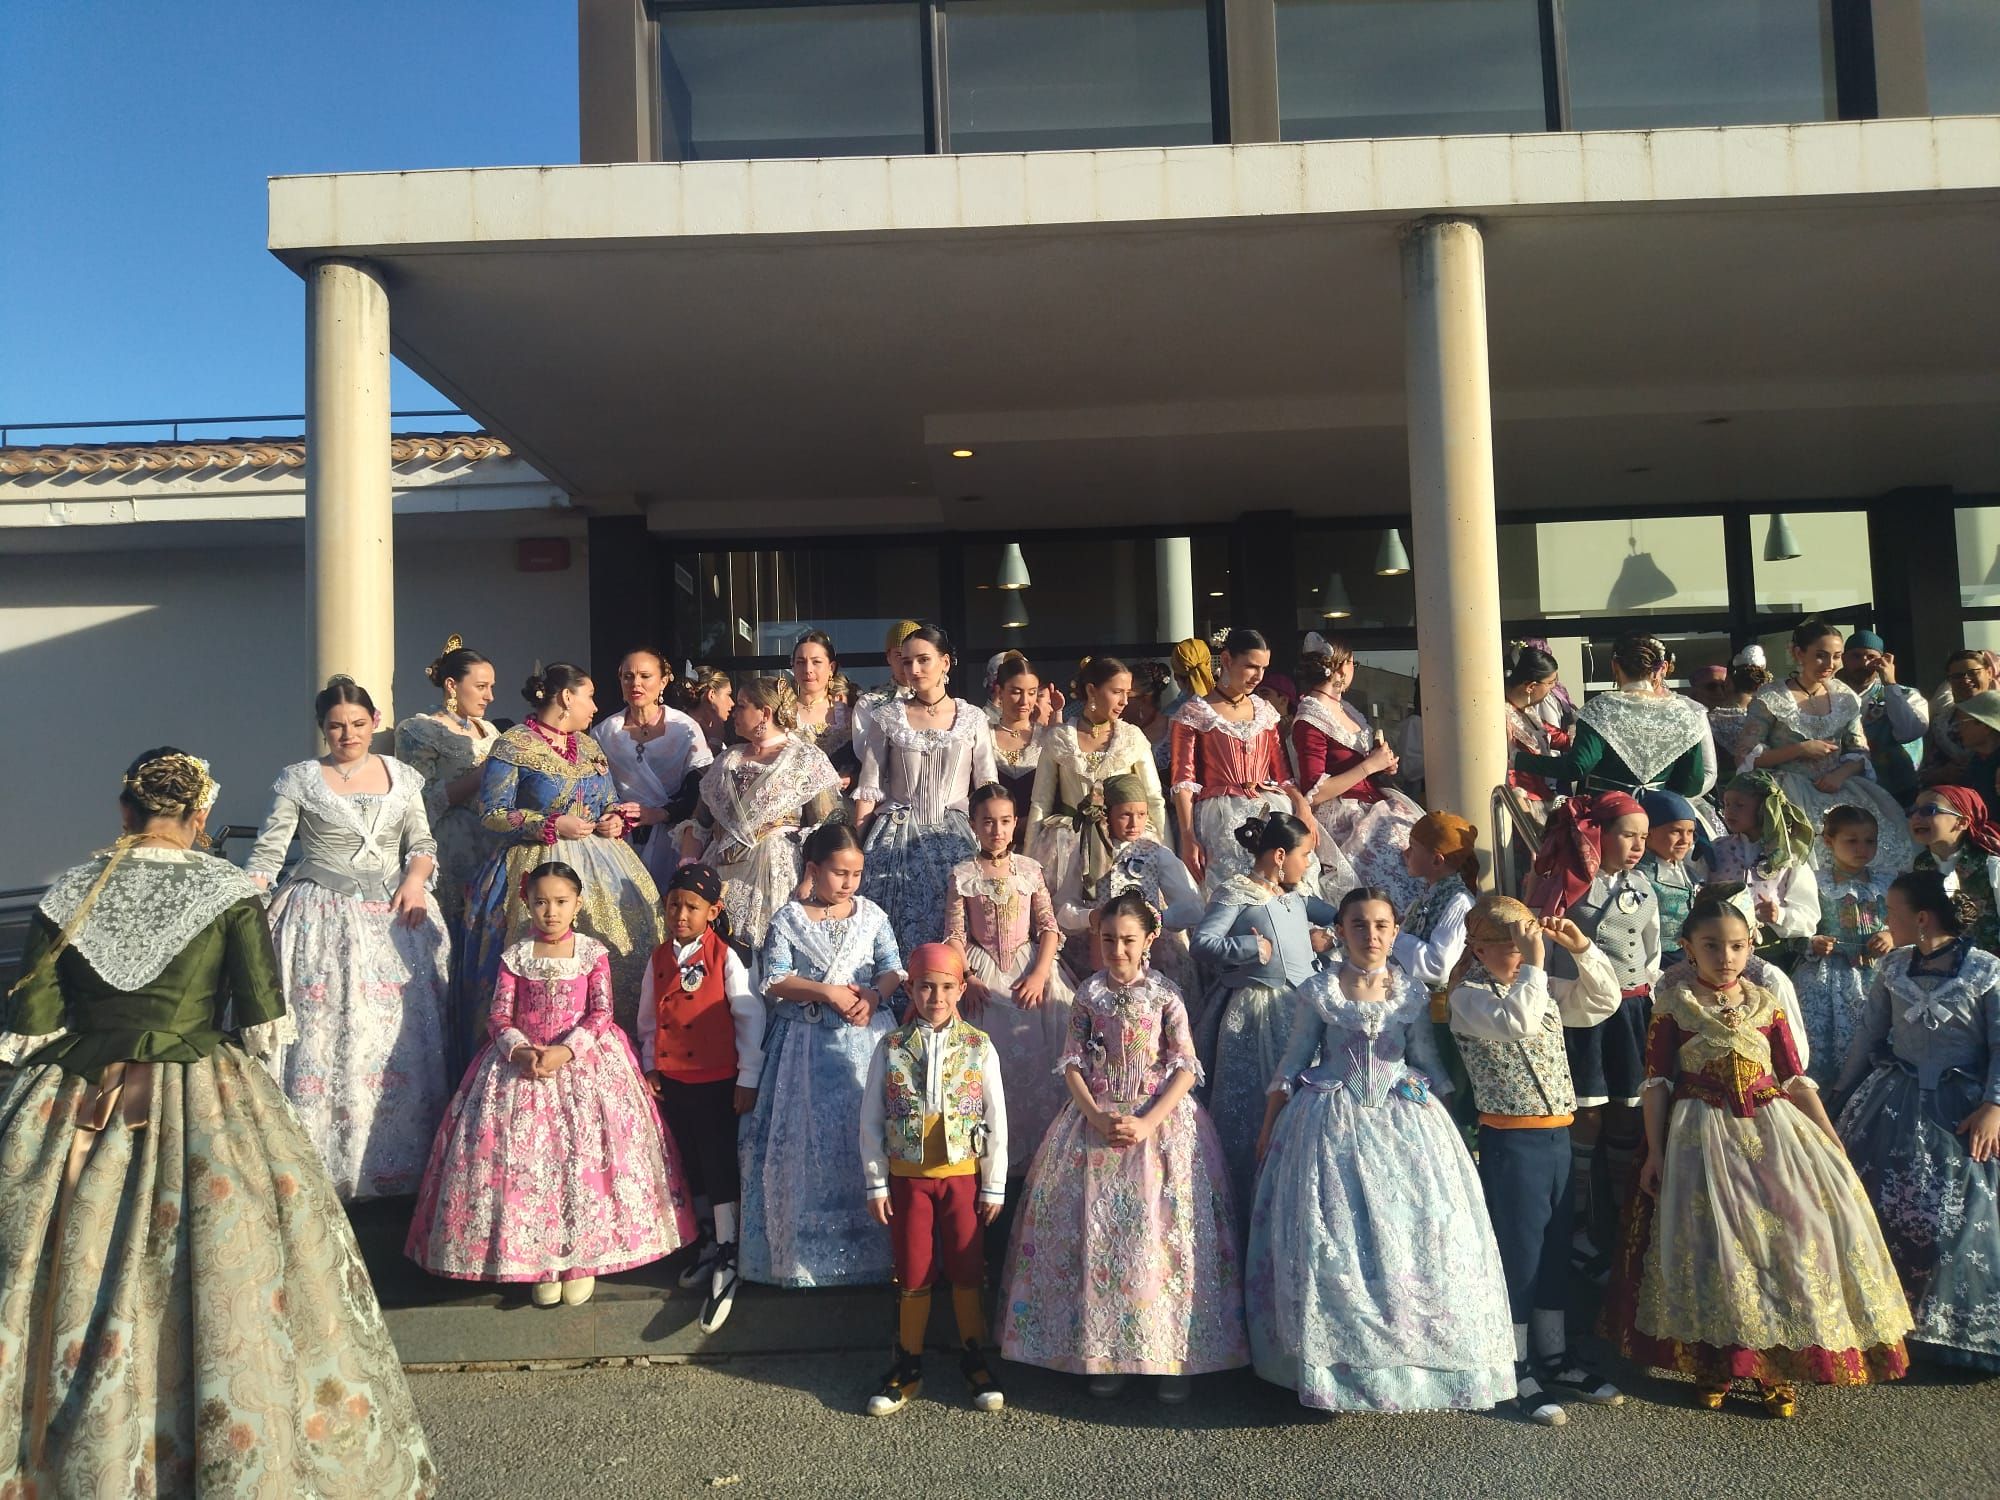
1564 0 1837 130
1924 0 2000 116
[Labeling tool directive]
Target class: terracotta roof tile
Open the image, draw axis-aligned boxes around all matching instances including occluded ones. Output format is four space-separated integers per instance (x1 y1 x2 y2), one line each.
0 432 512 479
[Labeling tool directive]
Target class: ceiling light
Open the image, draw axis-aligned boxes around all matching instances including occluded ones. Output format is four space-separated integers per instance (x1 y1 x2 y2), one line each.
1207 590 1225 598
1000 594 1029 629
1763 513 1802 562
1374 529 1411 577
1321 571 1353 620
996 543 1031 590
950 448 975 459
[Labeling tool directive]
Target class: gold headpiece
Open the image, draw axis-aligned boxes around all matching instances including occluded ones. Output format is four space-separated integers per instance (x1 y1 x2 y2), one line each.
123 752 221 814
442 633 463 655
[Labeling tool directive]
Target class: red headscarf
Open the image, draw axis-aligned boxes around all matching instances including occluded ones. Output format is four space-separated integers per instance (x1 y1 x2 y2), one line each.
905 942 967 982
1927 785 2000 857
1529 791 1646 918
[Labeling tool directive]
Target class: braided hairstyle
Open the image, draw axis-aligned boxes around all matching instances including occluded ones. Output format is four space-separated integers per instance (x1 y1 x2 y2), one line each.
738 675 799 733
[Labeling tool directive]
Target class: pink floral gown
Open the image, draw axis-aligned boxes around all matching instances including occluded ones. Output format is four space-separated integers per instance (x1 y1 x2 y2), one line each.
998 967 1249 1375
406 934 693 1282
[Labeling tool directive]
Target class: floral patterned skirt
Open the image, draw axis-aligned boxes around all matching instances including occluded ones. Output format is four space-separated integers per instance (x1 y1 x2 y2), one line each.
1791 953 1874 1091
1247 1081 1515 1411
1312 790 1426 915
265 881 451 1201
965 941 1076 1175
0 1048 435 1498
1840 1063 2000 1370
860 808 976 952
712 828 807 976
405 1030 692 1282
1194 980 1299 1219
998 1094 1248 1375
1602 1095 1913 1384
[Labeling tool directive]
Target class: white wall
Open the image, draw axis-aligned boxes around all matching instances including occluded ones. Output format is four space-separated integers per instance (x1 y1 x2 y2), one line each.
0 535 589 891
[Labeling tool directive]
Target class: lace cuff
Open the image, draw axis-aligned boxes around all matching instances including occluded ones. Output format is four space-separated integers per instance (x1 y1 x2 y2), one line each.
0 1029 63 1065
1170 779 1201 798
1052 1051 1085 1076
237 1013 298 1059
1161 1055 1205 1086
497 1027 534 1060
852 782 885 806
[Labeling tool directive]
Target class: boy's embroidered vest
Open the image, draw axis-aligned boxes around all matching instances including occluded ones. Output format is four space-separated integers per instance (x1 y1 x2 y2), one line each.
883 1017 994 1176
1639 854 1694 956
1454 1001 1577 1122
649 927 737 1084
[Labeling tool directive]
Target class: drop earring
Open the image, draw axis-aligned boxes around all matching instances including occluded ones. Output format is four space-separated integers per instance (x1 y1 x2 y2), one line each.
444 681 460 716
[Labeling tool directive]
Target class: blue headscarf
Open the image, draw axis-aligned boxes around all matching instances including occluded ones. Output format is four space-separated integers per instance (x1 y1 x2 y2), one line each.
1638 788 1712 863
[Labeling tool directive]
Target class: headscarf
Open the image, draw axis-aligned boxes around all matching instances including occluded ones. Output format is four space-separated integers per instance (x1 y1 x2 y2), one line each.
1690 665 1727 686
667 862 724 906
905 942 966 982
1172 638 1215 699
1261 672 1298 714
1529 791 1645 917
1725 771 1815 872
884 619 921 653
1923 785 2000 857
1411 811 1478 861
1639 788 1713 862
1101 773 1149 809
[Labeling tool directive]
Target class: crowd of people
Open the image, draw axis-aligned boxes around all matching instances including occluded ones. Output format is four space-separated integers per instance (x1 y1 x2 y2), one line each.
3 613 1998 1493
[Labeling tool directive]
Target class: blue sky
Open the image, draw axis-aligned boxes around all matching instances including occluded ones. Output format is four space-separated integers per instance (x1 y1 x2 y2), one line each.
0 1 576 437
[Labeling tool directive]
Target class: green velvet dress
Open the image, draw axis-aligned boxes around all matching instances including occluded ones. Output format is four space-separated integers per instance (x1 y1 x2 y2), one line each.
0 846 435 1498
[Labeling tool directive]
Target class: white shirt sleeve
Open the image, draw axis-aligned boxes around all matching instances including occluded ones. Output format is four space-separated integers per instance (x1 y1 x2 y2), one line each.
635 956 658 1068
1450 965 1564 1042
979 1042 1009 1203
858 1038 891 1201
1884 683 1930 742
1552 943 1625 1026
1759 866 1821 942
1391 887 1470 987
723 946 765 1087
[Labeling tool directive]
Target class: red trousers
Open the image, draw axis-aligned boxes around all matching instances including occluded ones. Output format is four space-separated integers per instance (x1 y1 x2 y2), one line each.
888 1174 984 1290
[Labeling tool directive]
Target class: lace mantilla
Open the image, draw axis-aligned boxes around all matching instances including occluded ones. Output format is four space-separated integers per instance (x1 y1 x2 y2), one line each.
38 848 261 992
501 932 609 982
1506 704 1550 754
1172 693 1280 742
1578 687 1707 785
1210 871 1284 910
1295 693 1371 753
1297 963 1424 1034
1752 679 1864 741
865 698 989 755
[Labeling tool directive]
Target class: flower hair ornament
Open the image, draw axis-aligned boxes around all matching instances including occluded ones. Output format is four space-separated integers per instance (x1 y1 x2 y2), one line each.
1302 631 1332 657
1732 644 1767 669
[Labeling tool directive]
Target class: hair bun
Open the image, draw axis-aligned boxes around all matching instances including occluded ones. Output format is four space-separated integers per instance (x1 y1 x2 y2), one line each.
324 673 355 689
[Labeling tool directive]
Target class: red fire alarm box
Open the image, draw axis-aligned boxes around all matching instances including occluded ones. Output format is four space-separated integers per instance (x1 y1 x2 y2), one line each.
516 538 571 573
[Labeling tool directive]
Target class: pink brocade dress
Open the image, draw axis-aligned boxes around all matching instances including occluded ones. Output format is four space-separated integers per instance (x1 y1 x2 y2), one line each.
406 935 693 1282
998 969 1249 1375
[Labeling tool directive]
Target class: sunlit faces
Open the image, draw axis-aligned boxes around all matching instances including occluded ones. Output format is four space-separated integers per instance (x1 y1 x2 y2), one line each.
1720 787 1761 838
1791 631 1843 684
1086 671 1133 723
909 968 964 1029
1908 796 1967 851
1274 836 1314 891
730 696 774 742
806 846 865 904
618 652 668 710
1646 820 1696 863
1324 656 1357 696
1956 713 2000 757
663 886 720 946
1601 813 1650 874
1521 670 1557 706
791 640 835 701
1221 647 1269 698
995 669 1039 723
1470 932 1525 986
1945 655 1994 701
902 639 949 699
1403 837 1452 883
1101 912 1155 982
1106 800 1150 843
1845 645 1885 679
888 644 912 689
525 874 580 939
971 795 1017 856
699 679 733 722
448 661 497 720
1826 821 1879 872
1683 910 1752 990
321 701 375 759
1338 897 1397 969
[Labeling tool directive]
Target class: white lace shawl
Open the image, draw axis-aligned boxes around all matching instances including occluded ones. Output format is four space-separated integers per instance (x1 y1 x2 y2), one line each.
36 847 262 992
1748 680 1865 743
952 854 1049 899
1172 693 1280 742
1295 693 1371 753
695 739 839 856
502 932 609 982
1578 687 1709 786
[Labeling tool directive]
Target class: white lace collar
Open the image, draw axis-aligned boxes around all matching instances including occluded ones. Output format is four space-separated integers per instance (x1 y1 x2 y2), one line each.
502 932 607 981
1172 693 1279 742
1578 689 1707 785
1079 966 1174 1015
38 848 261 991
1299 962 1424 1033
1051 718 1144 763
1754 679 1862 736
1295 693 1370 752
952 854 1046 898
1211 871 1287 909
867 697 988 753
1879 944 2000 1025
274 757 422 825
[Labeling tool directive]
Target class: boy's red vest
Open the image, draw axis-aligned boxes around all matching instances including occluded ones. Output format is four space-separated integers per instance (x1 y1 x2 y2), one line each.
649 927 739 1085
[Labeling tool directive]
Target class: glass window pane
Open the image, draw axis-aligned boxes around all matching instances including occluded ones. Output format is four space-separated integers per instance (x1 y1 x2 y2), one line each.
1751 510 1872 615
673 544 940 680
1564 0 1837 130
1497 517 1730 619
1292 531 1419 631
944 0 1215 153
1276 0 1548 141
1541 631 1733 694
961 535 1226 657
660 4 925 161
1957 506 2000 609
1925 0 2000 116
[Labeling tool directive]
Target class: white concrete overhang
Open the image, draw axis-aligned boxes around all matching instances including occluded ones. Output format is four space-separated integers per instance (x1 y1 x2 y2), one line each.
268 119 2000 533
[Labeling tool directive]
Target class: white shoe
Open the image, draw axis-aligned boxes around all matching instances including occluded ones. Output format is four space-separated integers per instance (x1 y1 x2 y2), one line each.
531 1281 561 1308
561 1276 596 1306
699 1247 739 1335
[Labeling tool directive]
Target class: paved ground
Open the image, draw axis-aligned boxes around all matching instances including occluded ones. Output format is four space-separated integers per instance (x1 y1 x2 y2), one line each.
411 1351 2000 1499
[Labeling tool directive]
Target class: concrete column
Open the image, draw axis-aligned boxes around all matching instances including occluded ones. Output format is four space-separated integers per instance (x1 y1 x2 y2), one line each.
1401 218 1503 851
1155 536 1195 642
306 258 396 735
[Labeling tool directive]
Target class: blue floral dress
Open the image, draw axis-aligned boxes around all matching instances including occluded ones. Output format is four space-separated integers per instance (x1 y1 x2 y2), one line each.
1792 867 1892 1089
738 898 904 1288
1246 965 1515 1412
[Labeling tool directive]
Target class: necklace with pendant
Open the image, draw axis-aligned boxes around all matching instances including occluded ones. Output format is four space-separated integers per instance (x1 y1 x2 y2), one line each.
329 754 372 783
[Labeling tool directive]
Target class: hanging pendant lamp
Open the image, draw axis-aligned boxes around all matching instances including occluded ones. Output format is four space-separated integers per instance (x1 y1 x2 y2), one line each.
996 543 1032 591
1000 592 1029 630
1763 513 1802 562
1374 529 1411 577
1321 571 1353 619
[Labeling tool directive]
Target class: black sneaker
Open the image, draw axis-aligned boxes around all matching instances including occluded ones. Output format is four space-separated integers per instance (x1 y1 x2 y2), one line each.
676 1228 719 1290
1538 1353 1623 1406
960 1339 1005 1413
698 1243 738 1335
1514 1361 1566 1427
867 1352 924 1416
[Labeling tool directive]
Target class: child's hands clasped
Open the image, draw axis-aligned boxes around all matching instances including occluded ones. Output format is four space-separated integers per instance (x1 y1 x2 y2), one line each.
512 1043 573 1080
1808 935 1838 958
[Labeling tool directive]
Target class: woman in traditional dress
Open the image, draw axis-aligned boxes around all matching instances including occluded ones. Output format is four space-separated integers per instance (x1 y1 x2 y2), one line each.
1027 655 1168 918
789 628 857 792
462 662 666 1042
394 635 502 933
1512 633 1715 809
988 651 1045 838
1502 642 1567 806
599 647 713 889
853 624 998 951
1291 637 1426 914
249 677 450 1200
1734 621 1916 872
678 665 735 757
1169 628 1316 896
677 676 841 968
0 747 435 1497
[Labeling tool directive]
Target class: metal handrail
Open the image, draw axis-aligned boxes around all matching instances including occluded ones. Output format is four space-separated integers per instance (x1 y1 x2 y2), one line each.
1 409 467 446
1489 782 1547 901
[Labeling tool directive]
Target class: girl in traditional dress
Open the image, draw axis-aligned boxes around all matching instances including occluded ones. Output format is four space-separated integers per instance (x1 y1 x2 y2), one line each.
1291 637 1425 913
739 822 906 1288
1707 646 1769 751
0 748 436 1498
1708 771 1823 952
676 677 841 971
1169 628 1316 896
1793 805 1894 1087
1191 811 1339 1212
1028 655 1167 917
462 663 667 1043
1837 871 2000 1372
853 624 998 951
1511 633 1715 808
1908 785 2000 954
1125 659 1177 792
1602 887 1912 1416
987 651 1044 839
394 636 501 935
406 862 692 1307
1735 620 1917 872
945 784 1073 1178
999 892 1249 1402
599 647 713 889
1055 774 1203 997
790 629 857 792
249 676 450 1201
1392 812 1482 994
1248 887 1516 1414
1503 643 1567 806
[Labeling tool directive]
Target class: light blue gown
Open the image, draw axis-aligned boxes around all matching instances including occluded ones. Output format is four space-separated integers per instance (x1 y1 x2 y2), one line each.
738 898 904 1288
1246 964 1515 1413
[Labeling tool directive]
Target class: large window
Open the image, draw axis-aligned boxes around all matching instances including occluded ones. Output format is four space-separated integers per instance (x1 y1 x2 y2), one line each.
960 534 1227 657
1924 0 2000 116
944 0 1215 152
1563 0 1838 129
1291 530 1419 631
1750 509 1872 616
659 4 927 159
1499 517 1730 619
1277 0 1547 141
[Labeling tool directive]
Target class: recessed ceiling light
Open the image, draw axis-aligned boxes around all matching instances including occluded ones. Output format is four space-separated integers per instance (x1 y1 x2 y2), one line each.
1207 590 1225 598
950 448 975 459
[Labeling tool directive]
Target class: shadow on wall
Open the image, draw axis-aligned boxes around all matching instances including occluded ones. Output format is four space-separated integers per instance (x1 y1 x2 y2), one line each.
0 539 590 892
